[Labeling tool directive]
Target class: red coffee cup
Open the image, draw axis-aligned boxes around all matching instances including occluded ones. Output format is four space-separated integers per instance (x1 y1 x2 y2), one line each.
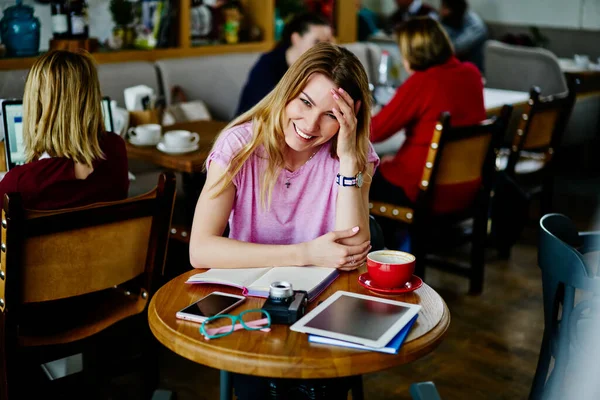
366 250 416 289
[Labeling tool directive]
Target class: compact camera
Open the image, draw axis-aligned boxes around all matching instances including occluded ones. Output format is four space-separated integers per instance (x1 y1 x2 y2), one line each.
261 281 308 325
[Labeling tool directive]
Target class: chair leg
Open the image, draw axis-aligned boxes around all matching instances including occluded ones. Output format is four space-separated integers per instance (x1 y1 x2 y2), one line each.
469 213 487 295
497 246 511 260
413 242 426 281
409 382 442 400
528 333 552 400
409 226 426 280
350 375 364 400
469 250 484 295
540 179 554 216
151 389 175 400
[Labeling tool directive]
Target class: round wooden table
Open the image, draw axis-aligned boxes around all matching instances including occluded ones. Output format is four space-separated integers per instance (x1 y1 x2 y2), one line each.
149 268 450 399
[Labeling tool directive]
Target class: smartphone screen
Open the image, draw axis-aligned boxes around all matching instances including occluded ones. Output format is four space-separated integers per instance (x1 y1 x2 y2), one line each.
177 292 245 322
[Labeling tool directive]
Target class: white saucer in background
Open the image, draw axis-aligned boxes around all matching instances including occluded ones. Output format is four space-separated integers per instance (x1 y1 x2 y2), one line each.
157 142 199 155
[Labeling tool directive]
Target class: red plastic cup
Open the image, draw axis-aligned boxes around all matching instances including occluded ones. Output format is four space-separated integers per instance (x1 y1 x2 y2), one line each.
366 250 416 289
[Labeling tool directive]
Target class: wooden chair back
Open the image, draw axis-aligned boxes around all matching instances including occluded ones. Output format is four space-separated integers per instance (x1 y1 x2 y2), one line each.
0 172 176 400
416 106 513 213
504 86 576 176
369 106 512 223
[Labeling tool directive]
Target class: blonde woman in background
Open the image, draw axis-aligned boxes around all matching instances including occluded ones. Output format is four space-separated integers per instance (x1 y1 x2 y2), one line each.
0 50 129 208
190 42 380 272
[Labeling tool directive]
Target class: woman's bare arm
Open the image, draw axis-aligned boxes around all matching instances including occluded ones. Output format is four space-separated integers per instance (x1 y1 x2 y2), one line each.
335 161 374 245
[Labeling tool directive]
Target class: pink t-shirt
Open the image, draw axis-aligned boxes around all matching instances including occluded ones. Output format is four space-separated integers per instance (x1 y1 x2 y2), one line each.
207 122 380 245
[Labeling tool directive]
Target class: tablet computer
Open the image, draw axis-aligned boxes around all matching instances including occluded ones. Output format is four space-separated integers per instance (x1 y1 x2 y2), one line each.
290 291 421 348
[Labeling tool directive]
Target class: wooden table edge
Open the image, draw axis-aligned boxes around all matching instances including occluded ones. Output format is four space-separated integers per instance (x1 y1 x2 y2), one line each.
148 294 451 379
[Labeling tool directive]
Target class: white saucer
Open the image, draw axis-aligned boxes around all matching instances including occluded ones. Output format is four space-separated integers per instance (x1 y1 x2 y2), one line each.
157 142 199 154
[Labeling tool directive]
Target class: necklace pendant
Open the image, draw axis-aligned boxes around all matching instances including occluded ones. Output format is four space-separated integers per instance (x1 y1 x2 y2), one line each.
285 181 291 188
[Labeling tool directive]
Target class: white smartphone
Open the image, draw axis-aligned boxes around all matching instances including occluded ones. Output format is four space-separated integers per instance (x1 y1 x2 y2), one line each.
175 291 246 323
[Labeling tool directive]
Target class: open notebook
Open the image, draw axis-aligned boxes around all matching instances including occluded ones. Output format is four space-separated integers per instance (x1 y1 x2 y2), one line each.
185 266 339 302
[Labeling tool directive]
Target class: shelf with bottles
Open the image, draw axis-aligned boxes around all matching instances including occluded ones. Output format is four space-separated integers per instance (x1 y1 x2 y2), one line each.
0 0 357 70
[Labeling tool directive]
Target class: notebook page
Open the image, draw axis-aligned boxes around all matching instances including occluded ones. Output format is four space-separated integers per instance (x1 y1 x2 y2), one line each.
186 267 271 288
249 266 336 293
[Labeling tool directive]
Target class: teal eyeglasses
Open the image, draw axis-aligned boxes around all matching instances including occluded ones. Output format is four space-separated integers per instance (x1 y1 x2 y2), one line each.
200 309 272 340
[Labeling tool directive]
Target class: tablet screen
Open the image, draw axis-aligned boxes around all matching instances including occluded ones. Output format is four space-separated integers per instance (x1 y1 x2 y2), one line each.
304 295 410 341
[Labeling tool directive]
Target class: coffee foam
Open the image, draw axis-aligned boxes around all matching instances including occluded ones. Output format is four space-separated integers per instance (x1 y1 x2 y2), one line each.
369 251 414 264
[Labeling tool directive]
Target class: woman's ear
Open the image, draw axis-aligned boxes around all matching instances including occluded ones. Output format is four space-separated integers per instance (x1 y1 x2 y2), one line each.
354 100 362 115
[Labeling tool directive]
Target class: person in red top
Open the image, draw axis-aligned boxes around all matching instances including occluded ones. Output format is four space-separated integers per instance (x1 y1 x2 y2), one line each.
0 50 129 209
370 17 485 248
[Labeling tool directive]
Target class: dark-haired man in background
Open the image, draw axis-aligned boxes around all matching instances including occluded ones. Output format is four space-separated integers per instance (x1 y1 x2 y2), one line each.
387 0 438 32
235 13 333 116
440 0 487 72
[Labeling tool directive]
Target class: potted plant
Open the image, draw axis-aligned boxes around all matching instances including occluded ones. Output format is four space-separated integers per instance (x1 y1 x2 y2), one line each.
109 0 135 49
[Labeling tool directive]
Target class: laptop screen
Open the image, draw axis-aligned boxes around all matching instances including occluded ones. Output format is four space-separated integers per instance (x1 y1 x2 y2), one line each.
101 97 114 133
3 102 26 168
2 97 114 170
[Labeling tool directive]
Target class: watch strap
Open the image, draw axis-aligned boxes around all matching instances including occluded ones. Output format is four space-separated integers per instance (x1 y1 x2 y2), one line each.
336 173 357 187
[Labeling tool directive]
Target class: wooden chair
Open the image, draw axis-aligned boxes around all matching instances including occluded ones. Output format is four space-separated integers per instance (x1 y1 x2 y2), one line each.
497 85 576 210
531 213 600 400
369 106 512 294
492 86 576 258
0 172 176 399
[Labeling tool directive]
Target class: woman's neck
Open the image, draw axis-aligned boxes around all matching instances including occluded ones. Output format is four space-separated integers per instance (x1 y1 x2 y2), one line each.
74 162 94 180
284 146 321 172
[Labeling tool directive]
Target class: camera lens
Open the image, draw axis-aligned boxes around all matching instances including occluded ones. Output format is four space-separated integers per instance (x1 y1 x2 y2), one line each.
268 281 293 302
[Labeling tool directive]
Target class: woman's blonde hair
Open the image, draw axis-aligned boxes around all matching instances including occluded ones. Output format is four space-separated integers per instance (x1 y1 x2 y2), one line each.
22 50 105 168
213 42 372 208
397 17 454 71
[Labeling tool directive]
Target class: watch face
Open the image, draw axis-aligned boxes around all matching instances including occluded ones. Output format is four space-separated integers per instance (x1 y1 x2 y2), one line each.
356 171 363 188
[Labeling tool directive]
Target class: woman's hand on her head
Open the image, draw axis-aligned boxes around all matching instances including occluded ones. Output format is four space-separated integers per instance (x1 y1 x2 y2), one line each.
331 88 361 162
302 226 371 270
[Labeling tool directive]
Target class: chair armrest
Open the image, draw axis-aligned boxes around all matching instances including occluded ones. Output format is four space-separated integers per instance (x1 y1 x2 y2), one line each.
579 231 600 253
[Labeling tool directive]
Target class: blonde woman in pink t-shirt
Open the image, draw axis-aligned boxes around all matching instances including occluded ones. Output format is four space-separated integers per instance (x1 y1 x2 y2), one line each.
190 42 380 271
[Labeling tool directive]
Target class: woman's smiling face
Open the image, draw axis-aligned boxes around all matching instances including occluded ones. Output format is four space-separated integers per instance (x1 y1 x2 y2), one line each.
283 73 340 157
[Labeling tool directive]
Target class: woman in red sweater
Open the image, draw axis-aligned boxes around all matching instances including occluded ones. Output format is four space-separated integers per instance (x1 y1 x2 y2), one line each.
370 17 486 248
0 50 129 209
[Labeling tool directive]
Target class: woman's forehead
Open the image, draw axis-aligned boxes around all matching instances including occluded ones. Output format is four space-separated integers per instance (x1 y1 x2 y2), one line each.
299 74 338 107
303 73 336 91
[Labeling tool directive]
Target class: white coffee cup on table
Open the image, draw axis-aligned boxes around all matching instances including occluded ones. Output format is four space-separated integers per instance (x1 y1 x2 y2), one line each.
163 130 200 149
128 124 161 146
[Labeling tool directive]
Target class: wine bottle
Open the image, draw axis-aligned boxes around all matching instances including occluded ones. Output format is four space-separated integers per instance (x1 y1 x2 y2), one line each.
68 0 89 39
50 0 70 39
374 50 395 106
377 50 390 87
